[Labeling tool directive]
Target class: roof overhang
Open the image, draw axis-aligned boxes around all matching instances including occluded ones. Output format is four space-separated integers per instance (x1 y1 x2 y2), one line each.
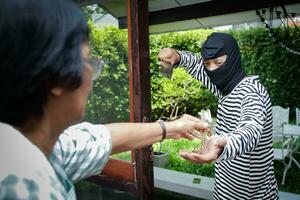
78 0 300 33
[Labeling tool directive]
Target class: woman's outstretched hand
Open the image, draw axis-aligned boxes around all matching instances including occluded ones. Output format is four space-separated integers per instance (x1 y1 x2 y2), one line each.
165 114 210 140
179 135 227 163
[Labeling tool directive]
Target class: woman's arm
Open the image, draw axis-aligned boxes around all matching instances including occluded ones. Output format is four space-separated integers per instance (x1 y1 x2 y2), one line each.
52 115 208 182
106 114 209 154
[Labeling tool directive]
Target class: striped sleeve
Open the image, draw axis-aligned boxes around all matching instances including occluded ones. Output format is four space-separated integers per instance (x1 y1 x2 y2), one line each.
177 50 222 98
52 122 112 183
218 92 266 160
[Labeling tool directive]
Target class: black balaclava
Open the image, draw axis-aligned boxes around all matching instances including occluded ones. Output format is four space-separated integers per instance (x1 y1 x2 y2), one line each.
201 32 246 96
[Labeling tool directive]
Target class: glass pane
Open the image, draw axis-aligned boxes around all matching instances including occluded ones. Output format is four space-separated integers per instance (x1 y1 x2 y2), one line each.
76 181 137 200
111 151 131 161
85 31 129 124
83 4 131 162
79 4 134 199
76 181 205 200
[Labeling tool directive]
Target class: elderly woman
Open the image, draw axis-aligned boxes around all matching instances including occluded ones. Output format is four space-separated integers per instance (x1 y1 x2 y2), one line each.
158 33 278 200
0 0 208 199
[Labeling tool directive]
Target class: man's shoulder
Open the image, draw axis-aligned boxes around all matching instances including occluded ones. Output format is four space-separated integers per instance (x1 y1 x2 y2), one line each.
240 76 268 95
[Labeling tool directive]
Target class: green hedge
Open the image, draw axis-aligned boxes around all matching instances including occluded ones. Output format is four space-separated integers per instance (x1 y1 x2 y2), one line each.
85 26 300 123
150 30 218 120
86 26 130 123
231 28 300 117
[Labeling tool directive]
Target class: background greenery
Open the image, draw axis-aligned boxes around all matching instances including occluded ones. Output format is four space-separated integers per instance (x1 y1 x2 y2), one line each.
150 30 218 120
85 26 130 123
113 139 214 177
85 26 300 124
231 28 300 117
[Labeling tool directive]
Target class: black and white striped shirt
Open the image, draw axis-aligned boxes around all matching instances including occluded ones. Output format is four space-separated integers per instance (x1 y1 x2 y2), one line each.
178 51 278 200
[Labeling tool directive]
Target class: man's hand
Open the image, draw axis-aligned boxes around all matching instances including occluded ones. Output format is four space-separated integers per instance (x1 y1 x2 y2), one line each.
158 48 180 66
179 135 227 163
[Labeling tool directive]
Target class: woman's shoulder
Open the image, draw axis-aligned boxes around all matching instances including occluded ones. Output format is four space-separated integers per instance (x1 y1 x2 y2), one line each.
0 123 66 199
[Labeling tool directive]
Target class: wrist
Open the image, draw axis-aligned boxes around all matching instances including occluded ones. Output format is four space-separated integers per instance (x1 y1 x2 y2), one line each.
174 50 181 66
215 136 227 160
164 121 179 138
158 120 167 141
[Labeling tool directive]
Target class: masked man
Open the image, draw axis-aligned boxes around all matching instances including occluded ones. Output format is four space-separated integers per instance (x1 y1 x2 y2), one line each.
158 32 278 200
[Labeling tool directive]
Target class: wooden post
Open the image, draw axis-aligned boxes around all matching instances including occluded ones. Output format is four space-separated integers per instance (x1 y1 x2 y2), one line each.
127 0 154 199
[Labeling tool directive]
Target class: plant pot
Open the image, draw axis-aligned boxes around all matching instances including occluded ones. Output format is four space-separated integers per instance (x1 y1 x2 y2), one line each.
153 152 169 167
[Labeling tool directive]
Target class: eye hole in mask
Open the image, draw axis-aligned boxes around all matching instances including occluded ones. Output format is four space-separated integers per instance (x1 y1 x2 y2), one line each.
203 54 227 71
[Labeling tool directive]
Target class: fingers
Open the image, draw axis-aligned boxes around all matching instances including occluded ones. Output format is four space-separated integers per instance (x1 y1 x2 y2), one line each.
179 151 200 163
207 135 227 147
158 48 171 61
181 114 193 119
158 59 173 66
195 122 210 131
166 131 196 141
188 129 209 141
181 114 209 131
179 151 211 163
157 61 172 68
215 136 227 148
158 48 179 65
181 132 195 141
182 114 208 125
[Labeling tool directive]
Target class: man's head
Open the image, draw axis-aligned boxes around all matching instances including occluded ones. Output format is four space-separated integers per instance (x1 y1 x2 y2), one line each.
201 32 246 95
0 0 89 126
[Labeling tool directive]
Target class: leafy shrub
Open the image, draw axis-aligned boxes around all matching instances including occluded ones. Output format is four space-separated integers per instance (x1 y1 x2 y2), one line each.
85 26 130 123
231 28 300 117
150 30 218 120
86 26 218 123
86 26 300 122
151 68 218 120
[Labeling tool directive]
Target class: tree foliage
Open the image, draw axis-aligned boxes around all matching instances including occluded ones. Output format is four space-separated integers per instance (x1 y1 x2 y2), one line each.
85 26 300 123
231 28 300 116
85 26 129 123
149 30 218 120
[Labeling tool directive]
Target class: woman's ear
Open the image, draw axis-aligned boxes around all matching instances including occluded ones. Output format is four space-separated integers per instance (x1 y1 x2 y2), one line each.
50 87 64 96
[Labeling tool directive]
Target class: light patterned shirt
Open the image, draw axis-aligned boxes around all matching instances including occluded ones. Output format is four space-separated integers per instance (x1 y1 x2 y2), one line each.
0 122 112 199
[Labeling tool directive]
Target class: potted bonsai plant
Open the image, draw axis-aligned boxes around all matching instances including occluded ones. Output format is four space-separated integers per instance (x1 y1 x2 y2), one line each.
153 141 169 167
